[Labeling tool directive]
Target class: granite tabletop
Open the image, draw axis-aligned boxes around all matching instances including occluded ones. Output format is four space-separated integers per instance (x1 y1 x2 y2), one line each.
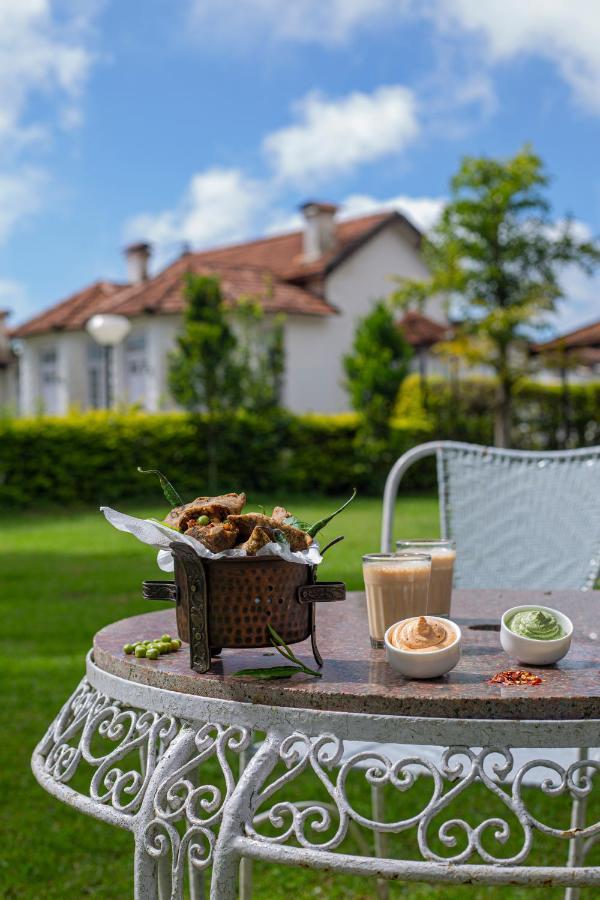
93 589 600 720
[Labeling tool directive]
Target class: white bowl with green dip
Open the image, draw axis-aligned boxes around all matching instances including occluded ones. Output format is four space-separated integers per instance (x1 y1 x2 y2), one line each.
500 605 573 665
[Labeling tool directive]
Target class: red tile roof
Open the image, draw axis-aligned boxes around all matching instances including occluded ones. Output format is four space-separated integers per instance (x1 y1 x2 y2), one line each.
533 319 600 353
11 281 126 338
111 258 337 319
398 310 450 347
13 210 418 337
188 211 417 281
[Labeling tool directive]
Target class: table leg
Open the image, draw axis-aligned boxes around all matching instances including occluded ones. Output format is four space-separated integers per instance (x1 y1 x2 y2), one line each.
134 725 198 900
565 747 591 900
371 784 389 900
157 854 171 900
188 856 205 900
238 745 253 900
211 733 283 900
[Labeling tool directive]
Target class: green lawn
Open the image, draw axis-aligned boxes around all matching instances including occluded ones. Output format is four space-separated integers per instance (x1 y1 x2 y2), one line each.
1 494 597 898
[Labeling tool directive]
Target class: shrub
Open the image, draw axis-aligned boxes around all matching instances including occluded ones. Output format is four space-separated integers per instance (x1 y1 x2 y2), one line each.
0 410 432 508
4 379 599 509
396 374 600 450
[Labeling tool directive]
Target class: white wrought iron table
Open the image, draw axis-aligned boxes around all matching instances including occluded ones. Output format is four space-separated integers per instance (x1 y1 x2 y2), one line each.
32 589 599 898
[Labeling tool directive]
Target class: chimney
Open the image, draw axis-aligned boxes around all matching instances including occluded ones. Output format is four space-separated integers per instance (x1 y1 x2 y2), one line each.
124 242 151 283
300 201 338 262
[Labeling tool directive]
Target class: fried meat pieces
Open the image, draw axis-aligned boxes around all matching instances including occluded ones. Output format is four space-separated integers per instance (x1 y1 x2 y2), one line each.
227 514 312 551
165 492 246 531
241 526 274 556
185 521 238 553
166 493 312 555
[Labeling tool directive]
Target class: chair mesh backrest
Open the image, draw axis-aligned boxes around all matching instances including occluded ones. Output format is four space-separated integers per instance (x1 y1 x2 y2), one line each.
437 444 600 590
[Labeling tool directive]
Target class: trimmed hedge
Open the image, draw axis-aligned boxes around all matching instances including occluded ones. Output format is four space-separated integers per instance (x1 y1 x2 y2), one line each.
0 410 433 508
3 377 600 508
396 374 600 450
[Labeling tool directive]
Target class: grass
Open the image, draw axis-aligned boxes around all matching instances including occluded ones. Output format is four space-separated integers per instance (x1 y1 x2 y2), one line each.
0 493 597 898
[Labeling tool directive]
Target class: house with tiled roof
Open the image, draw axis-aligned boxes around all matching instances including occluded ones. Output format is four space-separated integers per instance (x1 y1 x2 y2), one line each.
9 202 446 415
532 319 600 376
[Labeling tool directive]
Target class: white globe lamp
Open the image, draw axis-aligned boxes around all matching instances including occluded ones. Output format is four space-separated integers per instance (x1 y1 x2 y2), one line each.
86 314 132 408
86 314 132 346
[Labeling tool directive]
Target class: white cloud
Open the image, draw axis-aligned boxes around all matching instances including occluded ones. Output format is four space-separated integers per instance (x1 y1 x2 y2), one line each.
0 169 46 242
0 1 99 246
0 0 96 152
189 0 600 117
263 193 445 238
434 0 600 113
263 86 419 183
125 167 267 264
188 0 403 46
339 193 445 232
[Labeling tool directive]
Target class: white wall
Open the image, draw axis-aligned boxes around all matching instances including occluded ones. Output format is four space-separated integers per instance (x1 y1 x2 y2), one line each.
284 220 432 413
145 316 181 410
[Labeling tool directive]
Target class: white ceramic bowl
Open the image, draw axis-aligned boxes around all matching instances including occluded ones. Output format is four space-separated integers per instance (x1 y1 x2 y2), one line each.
500 605 573 665
384 617 461 679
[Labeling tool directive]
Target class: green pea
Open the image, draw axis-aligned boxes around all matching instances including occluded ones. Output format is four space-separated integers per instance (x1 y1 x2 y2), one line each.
134 646 146 658
197 515 210 526
160 634 172 642
146 648 159 660
123 643 135 654
170 639 182 651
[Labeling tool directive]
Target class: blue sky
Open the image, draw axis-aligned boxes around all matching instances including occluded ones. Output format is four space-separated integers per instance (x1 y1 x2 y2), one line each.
2 0 600 333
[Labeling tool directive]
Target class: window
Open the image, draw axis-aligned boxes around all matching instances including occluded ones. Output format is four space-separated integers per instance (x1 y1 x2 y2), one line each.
39 347 59 414
87 342 106 409
125 332 147 406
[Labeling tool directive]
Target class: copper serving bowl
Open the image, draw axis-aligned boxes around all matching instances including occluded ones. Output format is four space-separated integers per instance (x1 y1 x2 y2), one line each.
142 541 344 672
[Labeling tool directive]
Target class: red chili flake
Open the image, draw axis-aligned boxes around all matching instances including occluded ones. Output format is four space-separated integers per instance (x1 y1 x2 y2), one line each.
488 670 543 686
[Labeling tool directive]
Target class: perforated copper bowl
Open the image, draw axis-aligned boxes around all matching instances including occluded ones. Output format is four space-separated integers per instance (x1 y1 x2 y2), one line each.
142 541 345 672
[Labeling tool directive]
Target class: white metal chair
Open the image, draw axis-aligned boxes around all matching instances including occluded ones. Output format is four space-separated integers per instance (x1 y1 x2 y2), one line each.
381 440 600 589
375 440 600 900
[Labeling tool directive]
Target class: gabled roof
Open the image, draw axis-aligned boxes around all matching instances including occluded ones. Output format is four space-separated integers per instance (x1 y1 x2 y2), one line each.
533 318 600 353
11 281 126 338
188 210 419 281
13 209 419 338
398 311 450 348
110 257 337 319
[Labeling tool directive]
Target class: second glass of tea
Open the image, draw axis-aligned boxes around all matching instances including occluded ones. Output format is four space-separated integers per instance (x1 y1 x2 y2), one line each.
395 539 456 616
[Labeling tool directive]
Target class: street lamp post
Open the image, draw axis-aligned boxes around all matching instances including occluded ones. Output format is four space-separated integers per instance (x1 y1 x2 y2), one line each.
85 314 132 409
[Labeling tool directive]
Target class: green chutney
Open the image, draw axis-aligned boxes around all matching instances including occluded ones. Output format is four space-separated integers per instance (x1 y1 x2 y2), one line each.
507 608 564 640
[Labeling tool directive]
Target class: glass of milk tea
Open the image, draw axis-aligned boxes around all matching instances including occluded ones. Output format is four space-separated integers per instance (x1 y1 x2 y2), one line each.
362 553 431 648
395 540 456 617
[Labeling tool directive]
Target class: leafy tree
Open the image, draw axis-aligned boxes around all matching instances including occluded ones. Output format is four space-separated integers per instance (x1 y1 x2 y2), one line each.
169 274 284 488
344 300 412 476
233 297 285 414
392 146 600 446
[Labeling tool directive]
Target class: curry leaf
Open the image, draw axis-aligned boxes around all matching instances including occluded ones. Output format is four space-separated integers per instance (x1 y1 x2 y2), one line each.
232 626 323 679
283 514 311 530
306 488 357 538
267 624 322 676
137 467 183 507
233 665 305 680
